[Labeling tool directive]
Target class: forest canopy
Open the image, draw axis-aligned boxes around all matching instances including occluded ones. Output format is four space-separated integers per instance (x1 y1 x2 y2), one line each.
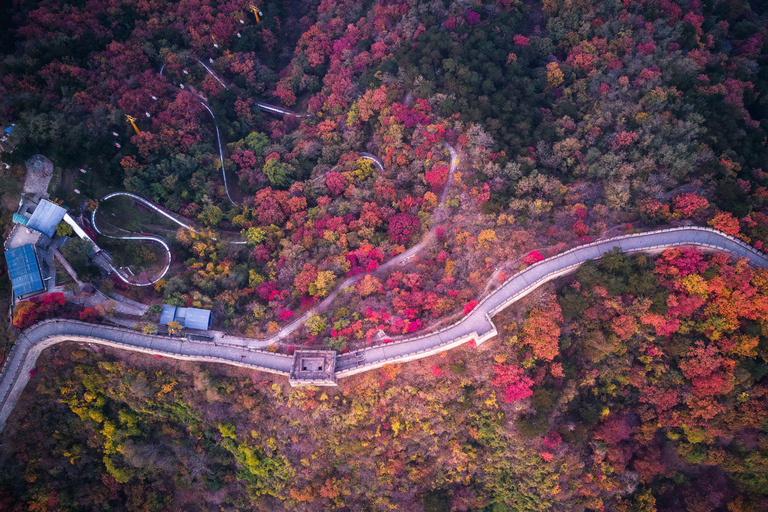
2 0 768 510
3 248 768 510
3 0 768 345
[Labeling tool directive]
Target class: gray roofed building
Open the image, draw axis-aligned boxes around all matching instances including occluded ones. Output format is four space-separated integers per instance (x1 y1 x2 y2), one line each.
5 245 45 298
159 304 212 330
26 199 66 238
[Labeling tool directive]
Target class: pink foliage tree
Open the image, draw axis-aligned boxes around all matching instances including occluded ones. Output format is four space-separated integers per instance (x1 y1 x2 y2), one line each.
388 213 420 243
524 251 544 264
492 364 534 403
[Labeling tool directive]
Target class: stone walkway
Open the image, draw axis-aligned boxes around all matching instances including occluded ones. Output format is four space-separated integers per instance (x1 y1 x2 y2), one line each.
2 226 768 432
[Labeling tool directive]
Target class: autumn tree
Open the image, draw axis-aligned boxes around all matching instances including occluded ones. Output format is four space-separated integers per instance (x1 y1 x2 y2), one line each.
708 211 740 236
492 363 534 403
673 193 709 218
13 301 40 329
522 298 563 361
167 321 182 335
388 214 419 243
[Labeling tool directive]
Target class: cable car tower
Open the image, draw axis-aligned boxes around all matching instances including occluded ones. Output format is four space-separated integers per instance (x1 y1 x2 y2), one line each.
250 5 262 24
125 114 141 135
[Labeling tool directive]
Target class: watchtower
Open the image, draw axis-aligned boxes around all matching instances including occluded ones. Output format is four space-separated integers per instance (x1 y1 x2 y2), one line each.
289 350 337 387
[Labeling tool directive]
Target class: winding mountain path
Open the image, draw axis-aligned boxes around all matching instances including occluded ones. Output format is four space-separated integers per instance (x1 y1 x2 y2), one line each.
90 58 460 333
2 226 767 433
247 142 458 348
89 58 409 287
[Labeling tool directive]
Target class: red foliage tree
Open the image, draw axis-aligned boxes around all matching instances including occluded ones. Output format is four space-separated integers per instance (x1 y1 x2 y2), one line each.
679 341 735 399
611 131 639 150
491 363 534 402
79 307 100 322
325 171 347 196
595 415 633 444
425 166 448 191
388 213 419 243
673 193 709 218
463 300 478 315
524 250 544 264
513 34 530 46
572 220 589 237
253 187 289 226
38 293 66 315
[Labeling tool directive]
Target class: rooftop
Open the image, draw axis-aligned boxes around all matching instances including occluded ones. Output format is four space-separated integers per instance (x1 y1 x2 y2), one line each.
5 245 44 297
159 304 176 325
4 224 42 251
184 308 212 330
289 350 337 387
26 199 66 238
159 304 213 330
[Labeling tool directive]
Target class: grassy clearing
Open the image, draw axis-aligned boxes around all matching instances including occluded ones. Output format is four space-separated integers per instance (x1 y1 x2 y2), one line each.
97 195 184 234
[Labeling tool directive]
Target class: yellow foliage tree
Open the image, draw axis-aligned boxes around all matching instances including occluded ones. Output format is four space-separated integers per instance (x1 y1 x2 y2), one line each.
546 62 564 89
357 274 381 297
476 229 498 250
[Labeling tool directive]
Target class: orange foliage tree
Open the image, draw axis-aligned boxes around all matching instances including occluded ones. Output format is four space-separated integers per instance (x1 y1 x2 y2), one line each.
708 211 740 236
522 298 563 361
13 301 39 329
673 192 709 218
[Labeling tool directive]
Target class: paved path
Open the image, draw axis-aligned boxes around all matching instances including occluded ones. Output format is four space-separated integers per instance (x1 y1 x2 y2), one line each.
2 226 767 433
238 142 459 349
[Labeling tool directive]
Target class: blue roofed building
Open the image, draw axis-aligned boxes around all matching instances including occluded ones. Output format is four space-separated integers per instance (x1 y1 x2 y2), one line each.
25 199 66 238
1 125 17 153
159 304 177 326
184 308 213 330
5 245 45 298
159 304 213 330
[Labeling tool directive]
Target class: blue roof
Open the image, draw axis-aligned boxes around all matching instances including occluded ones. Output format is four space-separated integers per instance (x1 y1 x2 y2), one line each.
12 213 28 226
27 200 66 238
159 304 177 325
5 245 44 297
184 308 212 330
4 126 13 135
